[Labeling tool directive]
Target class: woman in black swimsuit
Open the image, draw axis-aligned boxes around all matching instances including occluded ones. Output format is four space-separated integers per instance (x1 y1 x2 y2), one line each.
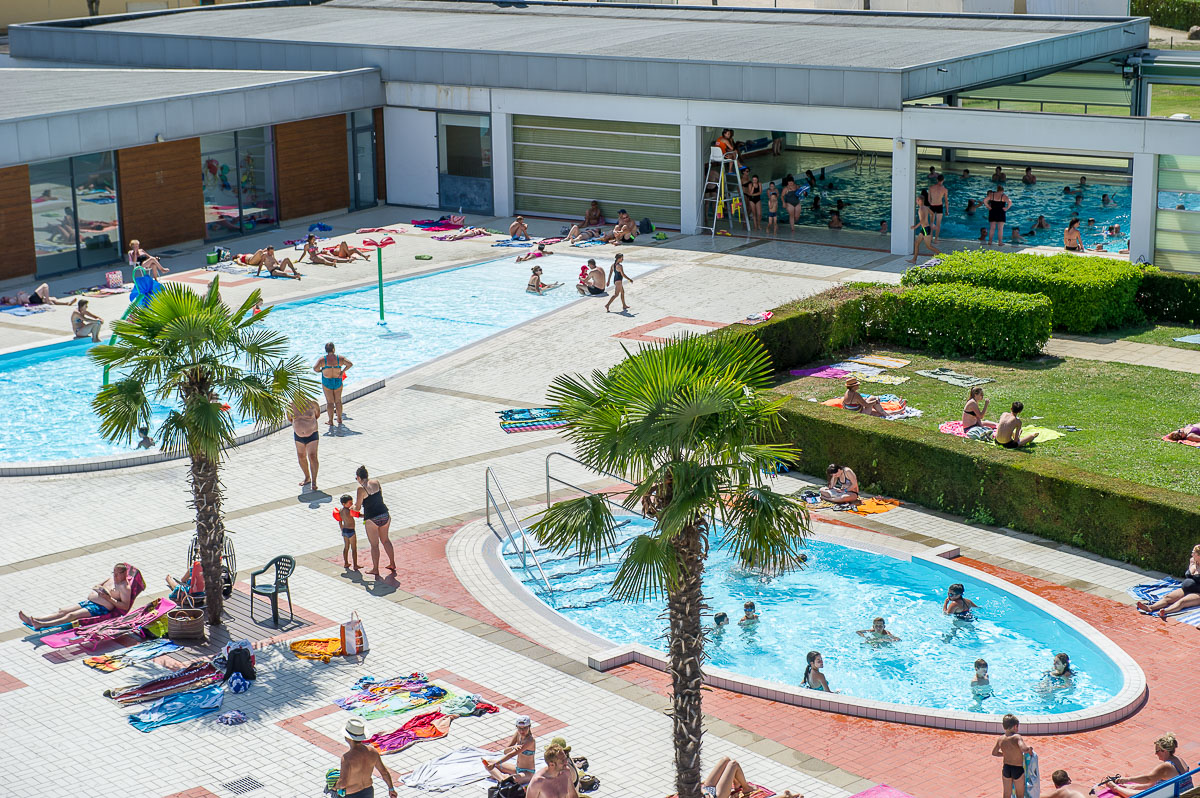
127 239 168 279
354 465 397 576
781 175 803 231
985 188 1011 246
604 253 631 314
744 175 762 231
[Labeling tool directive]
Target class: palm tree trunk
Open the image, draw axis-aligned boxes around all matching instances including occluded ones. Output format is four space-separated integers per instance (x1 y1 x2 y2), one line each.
189 452 226 625
667 522 706 798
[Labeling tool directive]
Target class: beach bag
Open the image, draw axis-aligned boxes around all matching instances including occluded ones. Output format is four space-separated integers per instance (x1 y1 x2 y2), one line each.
638 217 654 234
324 769 340 795
105 270 124 289
489 777 526 798
340 612 369 655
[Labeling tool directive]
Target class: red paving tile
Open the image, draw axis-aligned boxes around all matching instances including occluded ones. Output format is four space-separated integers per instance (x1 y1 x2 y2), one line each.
161 789 220 798
612 316 728 343
0 670 28 693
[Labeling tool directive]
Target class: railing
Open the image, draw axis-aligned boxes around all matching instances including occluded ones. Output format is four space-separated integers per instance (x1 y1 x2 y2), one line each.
485 467 551 593
545 451 647 520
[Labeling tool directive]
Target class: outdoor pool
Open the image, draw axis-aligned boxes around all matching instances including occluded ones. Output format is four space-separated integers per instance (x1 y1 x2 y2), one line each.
761 166 1131 251
505 518 1126 715
0 253 639 464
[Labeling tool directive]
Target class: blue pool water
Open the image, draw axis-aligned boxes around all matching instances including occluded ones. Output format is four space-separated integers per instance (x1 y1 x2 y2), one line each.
506 518 1124 714
0 253 637 463
763 166 1131 251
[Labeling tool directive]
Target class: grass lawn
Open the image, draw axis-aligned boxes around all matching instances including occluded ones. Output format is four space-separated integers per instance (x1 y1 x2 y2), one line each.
1111 322 1200 351
773 349 1200 496
1149 83 1200 118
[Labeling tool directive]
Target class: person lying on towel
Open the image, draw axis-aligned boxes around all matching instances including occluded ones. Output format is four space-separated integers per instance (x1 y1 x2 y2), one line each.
842 376 885 417
20 562 143 629
1166 424 1200 443
819 463 859 505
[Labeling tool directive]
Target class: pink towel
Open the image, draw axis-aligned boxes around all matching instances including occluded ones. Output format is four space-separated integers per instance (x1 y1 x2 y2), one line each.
1162 434 1200 447
939 421 969 437
850 787 918 798
790 366 851 379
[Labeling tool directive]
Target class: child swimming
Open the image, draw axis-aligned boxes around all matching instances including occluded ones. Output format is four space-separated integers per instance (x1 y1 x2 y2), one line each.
856 617 900 643
971 658 994 699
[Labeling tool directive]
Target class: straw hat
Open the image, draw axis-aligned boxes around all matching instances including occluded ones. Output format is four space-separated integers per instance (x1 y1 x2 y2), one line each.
345 718 368 741
845 376 860 389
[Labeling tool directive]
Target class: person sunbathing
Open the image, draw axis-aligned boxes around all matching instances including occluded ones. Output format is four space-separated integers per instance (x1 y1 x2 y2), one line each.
20 563 142 629
127 239 169 279
565 224 604 244
483 716 537 785
441 227 489 241
299 234 349 266
328 241 370 261
1137 544 1200 620
255 246 302 280
962 387 998 432
819 463 858 504
842 376 885 416
1098 734 1193 797
1166 424 1200 443
1 283 75 306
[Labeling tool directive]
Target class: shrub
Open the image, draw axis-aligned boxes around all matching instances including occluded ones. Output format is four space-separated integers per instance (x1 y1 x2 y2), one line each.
1137 270 1200 326
902 251 1146 333
880 283 1052 361
1131 0 1200 30
774 399 1199 574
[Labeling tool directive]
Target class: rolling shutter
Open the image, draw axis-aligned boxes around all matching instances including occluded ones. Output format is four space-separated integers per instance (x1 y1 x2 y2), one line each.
512 115 681 226
1155 154 1200 273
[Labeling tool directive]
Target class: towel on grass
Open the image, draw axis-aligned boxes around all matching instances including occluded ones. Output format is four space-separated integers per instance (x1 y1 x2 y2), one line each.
736 311 775 325
939 421 1063 444
858 373 910 385
1129 579 1200 626
789 366 851 380
84 639 181 672
1172 333 1200 344
849 355 911 369
401 746 500 792
668 785 775 798
128 683 224 733
916 368 993 388
1162 434 1200 448
823 395 922 420
829 361 885 377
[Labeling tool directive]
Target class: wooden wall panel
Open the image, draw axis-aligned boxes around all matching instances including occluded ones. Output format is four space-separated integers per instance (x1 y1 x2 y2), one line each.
116 139 205 249
0 165 35 281
374 107 387 203
274 115 350 221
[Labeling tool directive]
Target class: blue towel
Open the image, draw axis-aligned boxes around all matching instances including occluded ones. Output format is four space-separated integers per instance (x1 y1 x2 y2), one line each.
1173 333 1200 345
1129 578 1200 626
128 683 224 732
491 239 533 248
571 239 607 248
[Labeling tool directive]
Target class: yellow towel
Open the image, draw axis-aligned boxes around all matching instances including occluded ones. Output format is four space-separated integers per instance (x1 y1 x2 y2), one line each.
290 638 344 662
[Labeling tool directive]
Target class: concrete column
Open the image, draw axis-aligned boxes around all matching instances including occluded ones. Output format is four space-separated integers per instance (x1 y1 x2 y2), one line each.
491 111 513 218
890 137 916 256
1129 152 1157 265
679 124 703 234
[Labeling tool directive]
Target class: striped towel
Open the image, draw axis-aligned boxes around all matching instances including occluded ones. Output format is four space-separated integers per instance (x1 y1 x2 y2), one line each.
1129 579 1200 626
849 355 911 369
500 419 568 434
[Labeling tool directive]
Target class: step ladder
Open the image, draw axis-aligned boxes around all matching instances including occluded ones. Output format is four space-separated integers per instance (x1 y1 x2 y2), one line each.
698 146 750 239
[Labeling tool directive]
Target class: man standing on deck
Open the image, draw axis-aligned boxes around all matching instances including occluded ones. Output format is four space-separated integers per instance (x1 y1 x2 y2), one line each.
336 718 397 798
928 173 948 241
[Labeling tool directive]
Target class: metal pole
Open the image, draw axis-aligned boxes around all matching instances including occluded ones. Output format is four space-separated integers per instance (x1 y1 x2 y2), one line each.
376 246 385 325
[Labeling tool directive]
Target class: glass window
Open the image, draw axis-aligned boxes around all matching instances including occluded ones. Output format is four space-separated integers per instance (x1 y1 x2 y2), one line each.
30 153 120 277
438 113 491 179
347 110 377 211
200 127 276 241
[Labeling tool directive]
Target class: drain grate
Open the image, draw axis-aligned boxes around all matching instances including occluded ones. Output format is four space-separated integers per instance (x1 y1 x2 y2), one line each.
220 776 265 795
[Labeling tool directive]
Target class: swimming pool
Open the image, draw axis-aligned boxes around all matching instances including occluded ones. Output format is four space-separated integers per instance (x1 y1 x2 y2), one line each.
762 164 1131 251
504 518 1127 716
0 253 637 464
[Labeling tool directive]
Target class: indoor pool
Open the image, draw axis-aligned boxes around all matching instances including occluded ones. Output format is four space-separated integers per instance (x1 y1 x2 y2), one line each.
505 518 1124 714
0 253 638 464
760 166 1131 250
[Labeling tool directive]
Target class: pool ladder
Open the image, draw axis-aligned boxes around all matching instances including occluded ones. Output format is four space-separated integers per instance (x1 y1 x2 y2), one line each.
485 467 552 593
545 451 647 523
848 136 878 174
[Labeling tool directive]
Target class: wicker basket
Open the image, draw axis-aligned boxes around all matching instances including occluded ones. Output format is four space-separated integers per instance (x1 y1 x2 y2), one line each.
166 607 206 641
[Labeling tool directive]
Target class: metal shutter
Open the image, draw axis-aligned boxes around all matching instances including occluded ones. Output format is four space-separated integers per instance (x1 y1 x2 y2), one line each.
512 115 681 226
1155 155 1200 273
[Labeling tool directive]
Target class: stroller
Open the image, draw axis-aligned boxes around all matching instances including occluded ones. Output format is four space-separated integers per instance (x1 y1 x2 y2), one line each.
184 530 237 604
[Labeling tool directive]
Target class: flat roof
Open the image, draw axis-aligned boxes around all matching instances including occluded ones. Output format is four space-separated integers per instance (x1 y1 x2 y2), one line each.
10 0 1149 109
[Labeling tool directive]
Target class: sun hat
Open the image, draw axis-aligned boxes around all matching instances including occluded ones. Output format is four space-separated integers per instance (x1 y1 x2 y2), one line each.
515 715 532 727
550 736 571 754
845 376 860 388
345 718 368 741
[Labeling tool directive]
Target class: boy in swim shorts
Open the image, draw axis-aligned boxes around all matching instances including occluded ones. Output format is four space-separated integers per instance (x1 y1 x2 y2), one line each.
992 714 1032 798
337 494 359 570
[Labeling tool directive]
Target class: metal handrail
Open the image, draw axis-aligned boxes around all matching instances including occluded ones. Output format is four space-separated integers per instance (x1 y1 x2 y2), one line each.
545 451 648 520
485 467 551 592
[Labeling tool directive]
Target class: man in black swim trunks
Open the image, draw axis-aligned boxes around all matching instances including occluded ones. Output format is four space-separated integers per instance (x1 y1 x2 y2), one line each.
994 401 1039 449
575 259 607 296
928 173 948 241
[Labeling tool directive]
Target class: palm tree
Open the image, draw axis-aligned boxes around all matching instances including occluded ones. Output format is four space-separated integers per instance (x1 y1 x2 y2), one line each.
529 334 811 798
90 279 314 624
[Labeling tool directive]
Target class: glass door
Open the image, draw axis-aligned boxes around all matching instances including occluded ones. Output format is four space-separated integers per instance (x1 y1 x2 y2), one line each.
200 128 278 242
30 152 121 277
347 110 377 211
437 112 493 215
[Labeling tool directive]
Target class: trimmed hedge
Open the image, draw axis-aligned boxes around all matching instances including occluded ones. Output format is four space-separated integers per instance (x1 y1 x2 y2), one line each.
1131 0 1200 30
1137 270 1200 326
880 283 1052 361
775 399 1199 574
902 251 1146 334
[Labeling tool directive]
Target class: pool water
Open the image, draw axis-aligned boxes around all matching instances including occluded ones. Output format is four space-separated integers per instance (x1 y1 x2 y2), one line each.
761 166 1131 251
0 253 637 463
506 518 1124 714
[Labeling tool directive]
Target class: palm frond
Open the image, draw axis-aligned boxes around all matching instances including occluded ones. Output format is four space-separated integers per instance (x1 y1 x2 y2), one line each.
527 495 618 564
91 379 152 445
610 532 681 601
719 487 811 575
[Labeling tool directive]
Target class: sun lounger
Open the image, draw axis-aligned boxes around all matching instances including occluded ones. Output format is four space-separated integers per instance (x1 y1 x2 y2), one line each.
40 597 175 650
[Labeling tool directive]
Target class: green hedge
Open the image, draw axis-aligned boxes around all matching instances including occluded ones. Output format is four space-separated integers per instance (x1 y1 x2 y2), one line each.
880 283 1052 361
1131 0 1200 30
902 251 1146 334
1138 270 1200 326
775 400 1198 574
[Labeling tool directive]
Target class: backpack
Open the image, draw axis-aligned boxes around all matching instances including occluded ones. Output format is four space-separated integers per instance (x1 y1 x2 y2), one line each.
638 217 654 235
224 646 256 682
488 777 526 798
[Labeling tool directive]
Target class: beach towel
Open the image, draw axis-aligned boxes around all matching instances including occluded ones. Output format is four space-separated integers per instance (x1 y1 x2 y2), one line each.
830 361 885 377
848 497 901 516
431 230 487 241
850 355 912 369
789 366 851 380
500 419 568 433
289 638 345 662
736 311 774 326
915 368 993 388
491 239 534 248
336 673 452 719
400 746 499 792
439 693 498 718
939 421 1062 444
571 239 607 247
850 786 918 798
367 710 455 754
668 785 775 798
823 395 921 420
84 639 181 672
1130 579 1200 626
1163 434 1200 448
0 306 50 316
356 227 405 234
104 661 224 706
128 683 224 733
412 219 462 232
309 222 333 232
498 408 561 422
41 588 165 650
858 373 910 385
1172 333 1200 344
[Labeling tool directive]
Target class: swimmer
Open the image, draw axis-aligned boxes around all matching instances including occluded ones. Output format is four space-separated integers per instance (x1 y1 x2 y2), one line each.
803 651 836 692
515 243 553 263
525 265 561 295
1042 652 1073 688
713 611 729 628
944 583 978 619
738 601 759 626
971 658 993 699
135 426 155 450
966 199 979 215
856 617 900 643
1102 194 1115 207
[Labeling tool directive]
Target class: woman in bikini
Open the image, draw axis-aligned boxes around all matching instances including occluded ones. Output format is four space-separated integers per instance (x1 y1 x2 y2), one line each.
299 234 350 266
583 200 605 228
525 264 561 294
985 186 1012 245
803 651 836 692
1100 734 1193 798
353 465 397 576
842 376 885 417
1166 424 1200 443
744 175 763 231
1136 543 1200 620
328 240 370 261
482 716 538 785
908 190 941 264
962 387 998 432
604 253 632 313
1063 218 1083 252
313 342 352 428
127 239 168 279
943 583 978 620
